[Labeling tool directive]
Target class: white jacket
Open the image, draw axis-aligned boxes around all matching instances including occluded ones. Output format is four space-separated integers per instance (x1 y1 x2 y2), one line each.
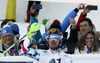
39 49 73 63
75 46 100 54
20 36 73 63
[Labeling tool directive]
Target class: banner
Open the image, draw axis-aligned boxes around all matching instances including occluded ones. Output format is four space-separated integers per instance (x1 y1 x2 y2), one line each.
0 54 100 63
6 0 16 21
31 0 100 5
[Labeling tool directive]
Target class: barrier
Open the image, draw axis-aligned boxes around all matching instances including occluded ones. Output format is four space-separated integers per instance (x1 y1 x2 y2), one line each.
0 54 100 63
70 54 100 63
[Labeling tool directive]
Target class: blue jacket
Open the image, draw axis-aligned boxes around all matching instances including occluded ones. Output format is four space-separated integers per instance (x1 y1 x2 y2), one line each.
30 16 43 43
42 10 77 41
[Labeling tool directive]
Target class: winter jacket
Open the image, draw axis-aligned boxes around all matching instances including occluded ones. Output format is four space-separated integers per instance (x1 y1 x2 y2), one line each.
39 49 73 63
76 13 86 31
0 43 18 56
75 46 100 54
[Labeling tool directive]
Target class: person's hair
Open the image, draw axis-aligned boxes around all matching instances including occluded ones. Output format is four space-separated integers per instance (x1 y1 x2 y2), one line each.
76 29 99 52
1 20 8 28
79 18 94 29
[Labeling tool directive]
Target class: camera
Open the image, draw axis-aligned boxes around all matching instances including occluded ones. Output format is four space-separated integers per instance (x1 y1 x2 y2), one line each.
33 4 42 9
87 6 97 10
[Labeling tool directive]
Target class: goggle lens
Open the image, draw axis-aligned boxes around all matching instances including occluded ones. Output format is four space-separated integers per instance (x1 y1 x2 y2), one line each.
46 34 61 41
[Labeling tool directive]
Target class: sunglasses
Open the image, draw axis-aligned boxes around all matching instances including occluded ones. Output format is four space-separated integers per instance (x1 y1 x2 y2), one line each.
46 34 61 41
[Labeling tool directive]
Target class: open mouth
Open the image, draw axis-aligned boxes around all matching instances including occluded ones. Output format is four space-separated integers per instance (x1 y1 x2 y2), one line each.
87 42 92 45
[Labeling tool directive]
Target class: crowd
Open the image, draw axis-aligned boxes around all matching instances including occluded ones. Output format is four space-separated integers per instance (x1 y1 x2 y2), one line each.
0 1 100 63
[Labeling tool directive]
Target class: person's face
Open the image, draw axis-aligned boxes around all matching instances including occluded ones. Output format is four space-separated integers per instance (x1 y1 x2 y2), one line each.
48 39 60 50
80 21 91 33
2 34 13 45
85 33 94 47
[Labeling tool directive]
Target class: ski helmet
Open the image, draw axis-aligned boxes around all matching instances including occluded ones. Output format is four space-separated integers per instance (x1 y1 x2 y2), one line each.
46 28 63 50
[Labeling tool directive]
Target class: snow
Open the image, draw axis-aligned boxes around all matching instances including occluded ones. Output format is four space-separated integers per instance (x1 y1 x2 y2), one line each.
0 0 100 63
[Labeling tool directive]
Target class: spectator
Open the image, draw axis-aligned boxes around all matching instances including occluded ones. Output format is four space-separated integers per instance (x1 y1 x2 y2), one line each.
0 24 18 45
78 17 94 40
75 29 100 54
0 27 18 56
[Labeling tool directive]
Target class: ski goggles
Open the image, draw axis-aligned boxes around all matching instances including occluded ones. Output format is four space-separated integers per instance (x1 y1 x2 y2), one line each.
46 34 61 41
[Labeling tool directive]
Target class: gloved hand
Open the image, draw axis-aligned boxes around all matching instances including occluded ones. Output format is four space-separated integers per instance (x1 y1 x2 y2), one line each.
27 22 40 39
26 48 40 60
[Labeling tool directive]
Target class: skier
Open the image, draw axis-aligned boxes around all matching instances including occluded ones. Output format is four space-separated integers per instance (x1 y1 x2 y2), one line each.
21 23 73 63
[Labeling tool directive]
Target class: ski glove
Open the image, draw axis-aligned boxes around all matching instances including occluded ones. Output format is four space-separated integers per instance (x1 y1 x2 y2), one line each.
28 22 40 39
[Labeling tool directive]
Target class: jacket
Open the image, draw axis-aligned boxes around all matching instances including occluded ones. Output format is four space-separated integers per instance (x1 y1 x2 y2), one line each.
21 37 73 63
75 46 100 54
0 43 18 56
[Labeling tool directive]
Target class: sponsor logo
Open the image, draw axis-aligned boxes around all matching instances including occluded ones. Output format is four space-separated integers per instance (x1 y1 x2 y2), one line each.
3 30 6 34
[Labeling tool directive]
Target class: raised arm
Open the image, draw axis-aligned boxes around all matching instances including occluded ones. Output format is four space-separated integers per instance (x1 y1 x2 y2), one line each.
77 5 91 31
30 5 38 24
61 3 84 34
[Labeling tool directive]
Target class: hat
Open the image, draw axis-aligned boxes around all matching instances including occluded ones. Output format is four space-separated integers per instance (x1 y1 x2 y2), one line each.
1 27 14 38
10 24 19 33
42 19 50 25
42 18 60 30
7 21 14 26
50 23 61 31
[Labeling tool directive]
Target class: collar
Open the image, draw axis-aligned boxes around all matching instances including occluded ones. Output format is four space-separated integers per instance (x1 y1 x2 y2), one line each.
49 48 62 54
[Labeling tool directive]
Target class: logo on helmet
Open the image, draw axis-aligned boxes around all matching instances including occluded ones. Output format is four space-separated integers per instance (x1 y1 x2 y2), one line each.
50 28 56 33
